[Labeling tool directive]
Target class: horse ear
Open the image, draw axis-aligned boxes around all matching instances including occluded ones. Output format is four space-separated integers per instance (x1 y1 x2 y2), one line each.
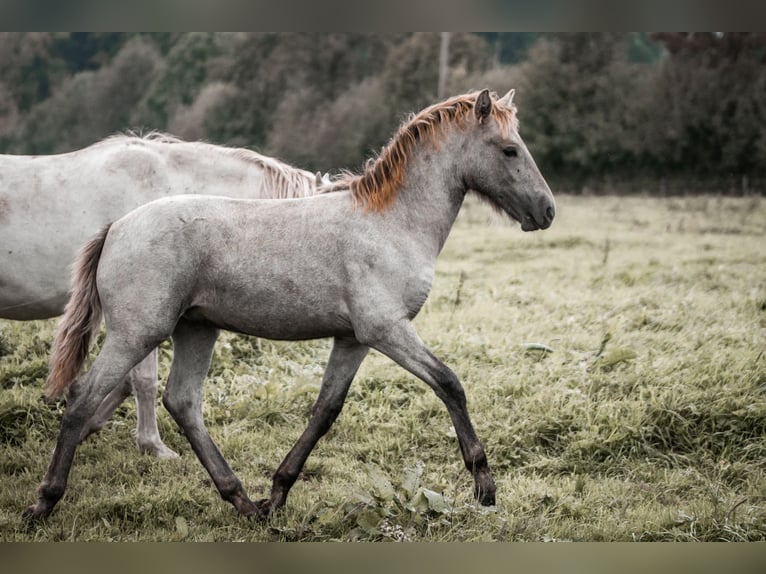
475 89 492 123
498 89 515 107
315 172 323 186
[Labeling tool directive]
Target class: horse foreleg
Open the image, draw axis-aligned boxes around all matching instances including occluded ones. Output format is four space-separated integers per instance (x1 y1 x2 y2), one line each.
162 319 258 517
364 320 496 506
257 336 369 517
23 337 150 522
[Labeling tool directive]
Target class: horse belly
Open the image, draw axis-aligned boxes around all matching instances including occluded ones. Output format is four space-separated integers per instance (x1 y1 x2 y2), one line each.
187 297 351 341
187 273 353 341
0 230 75 319
0 274 68 319
0 153 164 319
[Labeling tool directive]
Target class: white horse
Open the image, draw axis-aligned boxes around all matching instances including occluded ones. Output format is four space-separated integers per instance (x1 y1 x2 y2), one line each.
0 132 325 457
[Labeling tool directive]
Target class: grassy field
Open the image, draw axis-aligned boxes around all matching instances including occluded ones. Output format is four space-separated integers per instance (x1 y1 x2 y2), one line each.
1 194 765 541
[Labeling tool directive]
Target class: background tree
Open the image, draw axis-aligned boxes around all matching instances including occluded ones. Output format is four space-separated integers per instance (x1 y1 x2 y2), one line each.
15 36 162 154
479 32 541 65
0 33 63 117
131 33 237 130
515 33 652 186
379 32 491 120
647 33 766 180
212 33 397 150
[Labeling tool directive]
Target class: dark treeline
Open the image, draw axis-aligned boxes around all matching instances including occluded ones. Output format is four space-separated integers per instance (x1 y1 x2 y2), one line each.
1 32 764 194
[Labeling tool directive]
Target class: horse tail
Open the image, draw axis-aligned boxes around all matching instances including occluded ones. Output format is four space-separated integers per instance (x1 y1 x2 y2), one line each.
45 224 111 399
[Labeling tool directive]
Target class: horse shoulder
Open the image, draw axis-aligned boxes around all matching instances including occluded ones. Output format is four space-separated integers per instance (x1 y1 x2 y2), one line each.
341 226 436 333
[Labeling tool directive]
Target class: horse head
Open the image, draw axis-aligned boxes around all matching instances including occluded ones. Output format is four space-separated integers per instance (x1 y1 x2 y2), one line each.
464 89 555 231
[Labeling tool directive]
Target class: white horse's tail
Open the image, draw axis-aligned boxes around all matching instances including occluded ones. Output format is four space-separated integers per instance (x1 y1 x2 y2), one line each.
45 224 111 399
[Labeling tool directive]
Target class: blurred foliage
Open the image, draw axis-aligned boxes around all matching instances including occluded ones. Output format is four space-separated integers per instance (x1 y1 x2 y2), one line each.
0 32 764 189
646 33 766 177
517 34 647 177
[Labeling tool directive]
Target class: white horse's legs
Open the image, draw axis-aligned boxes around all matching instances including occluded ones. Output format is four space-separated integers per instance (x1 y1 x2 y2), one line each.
79 349 178 458
130 351 178 458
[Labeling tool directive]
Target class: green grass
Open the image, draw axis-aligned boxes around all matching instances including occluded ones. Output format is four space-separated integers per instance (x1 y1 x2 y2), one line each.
1 194 765 541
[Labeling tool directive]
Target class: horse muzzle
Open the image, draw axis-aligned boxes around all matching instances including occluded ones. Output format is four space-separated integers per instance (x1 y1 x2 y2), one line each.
521 204 555 231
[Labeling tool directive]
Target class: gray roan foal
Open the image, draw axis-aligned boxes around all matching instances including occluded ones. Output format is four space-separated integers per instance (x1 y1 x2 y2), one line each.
0 132 324 458
24 89 555 522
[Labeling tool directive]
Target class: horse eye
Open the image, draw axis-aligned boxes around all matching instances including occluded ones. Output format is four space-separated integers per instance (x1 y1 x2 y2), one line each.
503 147 518 158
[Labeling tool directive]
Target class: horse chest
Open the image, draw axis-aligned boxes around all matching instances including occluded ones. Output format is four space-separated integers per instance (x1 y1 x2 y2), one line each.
403 268 434 319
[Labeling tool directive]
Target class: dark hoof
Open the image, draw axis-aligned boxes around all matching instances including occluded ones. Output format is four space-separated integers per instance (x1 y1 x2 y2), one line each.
21 504 49 523
234 500 269 522
253 499 274 519
479 491 496 506
227 492 267 521
474 485 496 506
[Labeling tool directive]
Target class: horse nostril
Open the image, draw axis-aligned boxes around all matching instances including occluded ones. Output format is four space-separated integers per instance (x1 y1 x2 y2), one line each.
546 206 555 221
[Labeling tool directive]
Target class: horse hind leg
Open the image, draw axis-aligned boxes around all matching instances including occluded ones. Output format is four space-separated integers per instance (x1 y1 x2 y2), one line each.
23 336 152 521
78 375 132 442
162 318 258 517
79 349 179 458
130 350 178 458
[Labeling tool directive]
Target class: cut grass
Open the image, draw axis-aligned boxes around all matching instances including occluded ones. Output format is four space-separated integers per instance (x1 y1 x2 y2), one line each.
1 194 765 541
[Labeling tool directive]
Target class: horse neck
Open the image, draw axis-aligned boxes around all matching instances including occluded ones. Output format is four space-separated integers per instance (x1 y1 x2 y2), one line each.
386 133 468 257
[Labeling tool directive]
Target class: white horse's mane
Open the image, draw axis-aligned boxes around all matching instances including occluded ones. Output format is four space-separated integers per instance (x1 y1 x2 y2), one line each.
102 131 319 199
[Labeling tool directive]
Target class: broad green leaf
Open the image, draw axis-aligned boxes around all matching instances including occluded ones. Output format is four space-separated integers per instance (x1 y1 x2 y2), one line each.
412 491 430 514
356 509 383 535
351 489 375 505
401 461 425 499
422 488 452 514
366 464 395 501
315 507 338 527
